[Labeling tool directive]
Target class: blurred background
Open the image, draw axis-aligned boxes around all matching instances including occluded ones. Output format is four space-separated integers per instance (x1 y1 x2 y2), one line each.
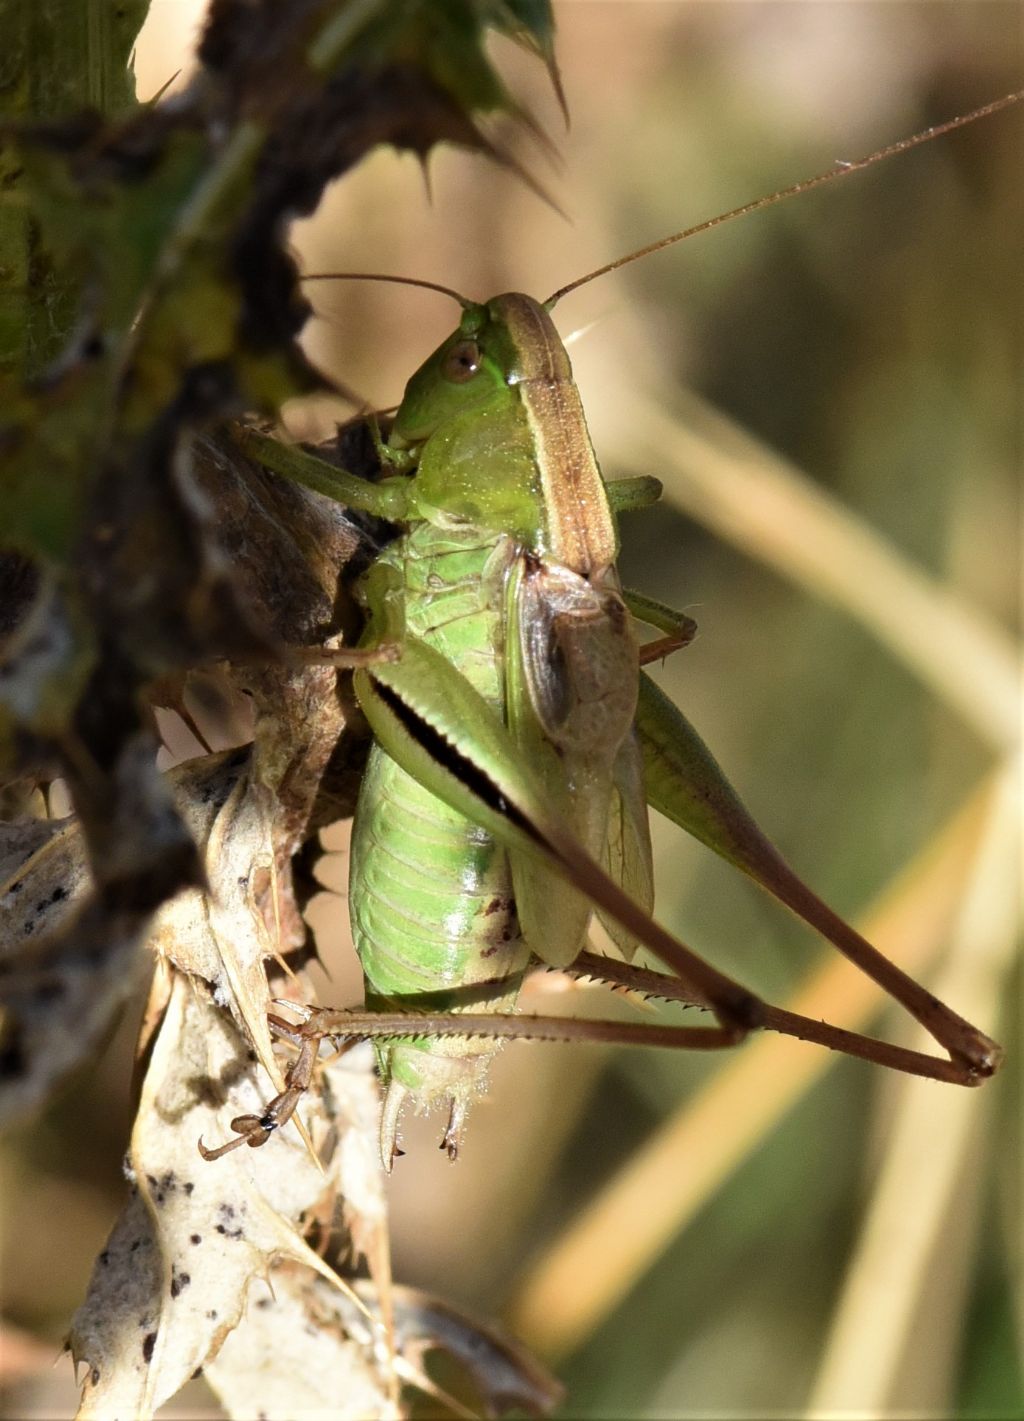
2 3 1020 1417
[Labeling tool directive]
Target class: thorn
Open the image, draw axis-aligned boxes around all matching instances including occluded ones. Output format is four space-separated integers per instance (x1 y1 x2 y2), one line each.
270 997 313 1020
379 1079 410 1172
144 68 181 107
547 55 569 130
417 153 434 206
441 1098 466 1161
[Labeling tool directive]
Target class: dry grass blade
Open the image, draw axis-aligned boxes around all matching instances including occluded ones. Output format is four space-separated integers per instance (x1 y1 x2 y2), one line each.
504 771 999 1360
806 755 1019 1417
602 390 1018 751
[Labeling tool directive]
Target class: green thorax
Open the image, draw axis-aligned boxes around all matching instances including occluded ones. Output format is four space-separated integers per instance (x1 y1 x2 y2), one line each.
391 292 619 579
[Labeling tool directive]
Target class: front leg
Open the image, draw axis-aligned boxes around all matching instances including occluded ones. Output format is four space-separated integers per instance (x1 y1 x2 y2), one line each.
233 425 411 519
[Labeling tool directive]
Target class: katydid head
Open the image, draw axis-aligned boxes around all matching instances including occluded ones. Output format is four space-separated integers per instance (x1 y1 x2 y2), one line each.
391 293 571 444
389 302 509 445
296 270 562 436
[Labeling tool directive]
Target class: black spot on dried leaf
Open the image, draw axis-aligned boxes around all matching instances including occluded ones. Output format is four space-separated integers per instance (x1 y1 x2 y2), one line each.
214 1200 245 1240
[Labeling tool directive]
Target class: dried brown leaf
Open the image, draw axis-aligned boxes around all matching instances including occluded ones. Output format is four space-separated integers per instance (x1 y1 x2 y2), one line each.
204 1265 564 1421
69 968 382 1420
381 1284 564 1419
149 747 282 1086
0 746 251 1123
204 1260 393 1421
0 735 202 1124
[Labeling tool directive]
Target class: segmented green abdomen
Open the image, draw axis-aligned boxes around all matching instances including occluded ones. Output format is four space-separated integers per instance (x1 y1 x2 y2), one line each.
349 525 529 1102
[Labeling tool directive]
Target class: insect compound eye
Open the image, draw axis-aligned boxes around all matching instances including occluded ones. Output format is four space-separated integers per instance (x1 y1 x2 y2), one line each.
441 339 482 384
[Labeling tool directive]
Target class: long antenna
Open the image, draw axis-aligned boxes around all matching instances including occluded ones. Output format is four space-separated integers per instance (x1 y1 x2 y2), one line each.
301 271 471 308
544 89 1023 308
